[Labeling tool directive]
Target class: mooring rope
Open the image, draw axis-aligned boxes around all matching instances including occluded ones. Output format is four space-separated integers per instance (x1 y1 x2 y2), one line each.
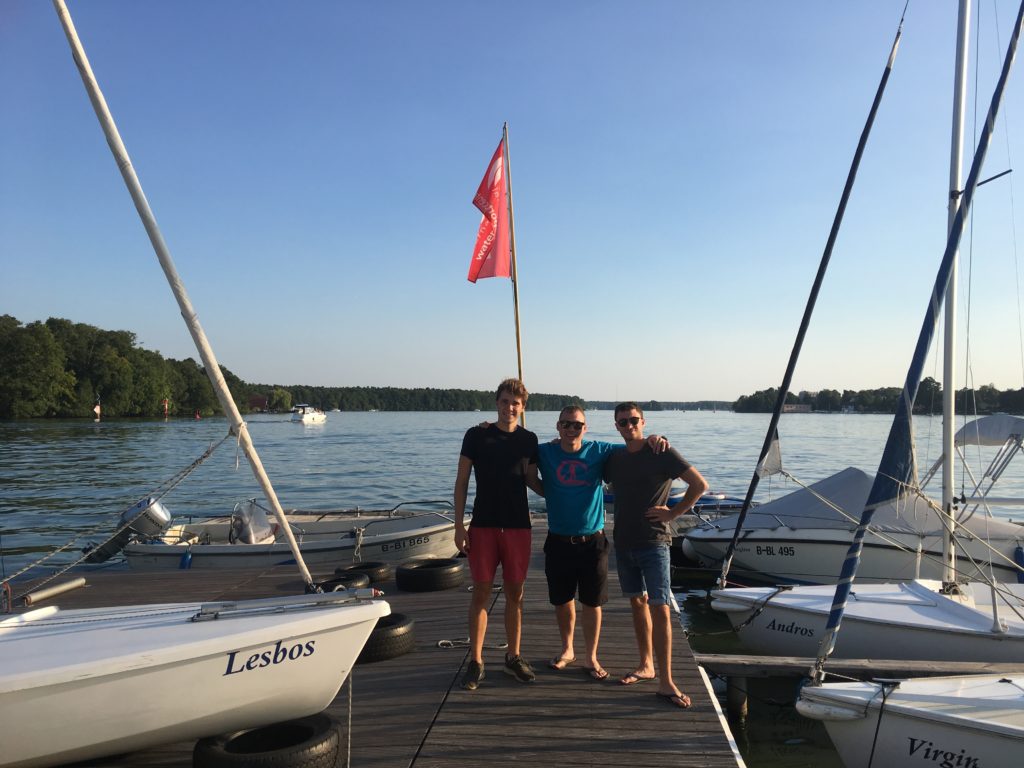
684 585 791 639
410 585 504 768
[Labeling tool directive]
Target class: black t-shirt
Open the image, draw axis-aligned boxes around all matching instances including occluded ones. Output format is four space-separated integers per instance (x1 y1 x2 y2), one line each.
460 424 539 528
606 445 691 547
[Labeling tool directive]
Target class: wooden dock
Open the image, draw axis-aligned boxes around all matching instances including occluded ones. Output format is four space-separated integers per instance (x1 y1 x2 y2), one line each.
10 526 744 767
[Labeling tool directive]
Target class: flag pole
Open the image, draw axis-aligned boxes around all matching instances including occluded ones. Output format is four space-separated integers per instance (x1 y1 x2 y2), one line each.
503 122 526 425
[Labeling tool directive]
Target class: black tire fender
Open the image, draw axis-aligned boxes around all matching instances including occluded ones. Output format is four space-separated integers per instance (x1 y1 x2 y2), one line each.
395 557 465 592
336 560 393 584
319 572 371 591
357 612 415 664
192 713 340 768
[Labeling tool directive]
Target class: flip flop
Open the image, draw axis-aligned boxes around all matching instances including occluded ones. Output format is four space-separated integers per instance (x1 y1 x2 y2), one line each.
620 671 656 686
584 666 609 681
548 655 576 671
656 691 692 709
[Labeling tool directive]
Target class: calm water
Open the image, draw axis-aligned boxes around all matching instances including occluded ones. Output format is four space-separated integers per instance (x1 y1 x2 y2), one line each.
2 409 1021 767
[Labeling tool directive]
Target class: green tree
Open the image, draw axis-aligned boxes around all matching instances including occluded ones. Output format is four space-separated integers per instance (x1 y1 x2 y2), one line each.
268 387 293 412
0 320 76 418
813 389 843 412
914 377 942 415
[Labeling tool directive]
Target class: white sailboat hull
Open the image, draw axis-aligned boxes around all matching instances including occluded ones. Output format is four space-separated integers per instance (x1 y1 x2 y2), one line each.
711 580 1024 661
124 512 456 570
797 673 1024 768
0 593 389 768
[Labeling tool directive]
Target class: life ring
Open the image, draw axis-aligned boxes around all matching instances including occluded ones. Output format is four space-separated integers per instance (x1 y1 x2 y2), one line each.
395 558 465 592
318 572 371 591
336 560 393 584
357 612 415 664
192 713 340 768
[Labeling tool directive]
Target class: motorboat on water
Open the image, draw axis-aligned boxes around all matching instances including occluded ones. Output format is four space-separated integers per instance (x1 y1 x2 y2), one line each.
0 591 388 768
291 404 327 424
108 498 457 570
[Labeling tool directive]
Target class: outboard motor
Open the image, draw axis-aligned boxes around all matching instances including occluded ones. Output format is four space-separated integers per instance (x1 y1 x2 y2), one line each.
228 499 277 545
83 497 173 563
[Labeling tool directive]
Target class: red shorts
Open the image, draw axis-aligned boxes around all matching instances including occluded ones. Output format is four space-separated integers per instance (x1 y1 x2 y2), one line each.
467 526 532 584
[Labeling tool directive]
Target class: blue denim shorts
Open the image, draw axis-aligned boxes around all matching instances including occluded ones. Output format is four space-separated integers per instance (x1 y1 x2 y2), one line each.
616 544 672 606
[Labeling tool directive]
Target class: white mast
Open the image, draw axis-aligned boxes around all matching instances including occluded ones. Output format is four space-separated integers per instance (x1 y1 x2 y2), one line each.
52 0 315 586
942 0 971 589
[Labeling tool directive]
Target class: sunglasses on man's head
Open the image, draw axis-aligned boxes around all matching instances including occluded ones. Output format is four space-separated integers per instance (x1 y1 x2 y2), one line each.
559 420 585 430
616 416 641 428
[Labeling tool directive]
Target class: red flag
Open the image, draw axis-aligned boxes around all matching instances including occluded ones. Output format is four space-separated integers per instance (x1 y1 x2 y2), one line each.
467 140 510 283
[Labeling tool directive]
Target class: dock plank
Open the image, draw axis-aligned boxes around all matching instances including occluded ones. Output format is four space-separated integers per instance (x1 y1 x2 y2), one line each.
10 524 742 767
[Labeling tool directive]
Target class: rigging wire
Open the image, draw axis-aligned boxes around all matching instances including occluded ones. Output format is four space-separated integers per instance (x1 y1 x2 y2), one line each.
986 0 1024 389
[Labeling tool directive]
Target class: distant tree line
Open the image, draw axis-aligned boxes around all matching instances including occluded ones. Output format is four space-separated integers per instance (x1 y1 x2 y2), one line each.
733 379 1024 414
284 385 580 413
586 400 732 412
0 316 584 418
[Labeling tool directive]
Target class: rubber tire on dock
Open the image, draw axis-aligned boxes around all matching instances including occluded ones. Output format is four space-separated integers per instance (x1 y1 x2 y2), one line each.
395 557 465 592
319 572 371 591
192 713 340 768
357 612 415 664
336 560 393 584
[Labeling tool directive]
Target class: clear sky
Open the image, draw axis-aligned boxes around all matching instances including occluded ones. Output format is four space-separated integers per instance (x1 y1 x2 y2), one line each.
2 1 1023 403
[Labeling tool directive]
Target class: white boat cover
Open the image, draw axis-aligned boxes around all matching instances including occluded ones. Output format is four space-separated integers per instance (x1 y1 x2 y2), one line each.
697 466 1023 538
953 414 1024 447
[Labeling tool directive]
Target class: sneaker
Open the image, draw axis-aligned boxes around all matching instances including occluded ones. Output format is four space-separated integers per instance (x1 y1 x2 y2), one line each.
462 660 484 690
503 654 536 683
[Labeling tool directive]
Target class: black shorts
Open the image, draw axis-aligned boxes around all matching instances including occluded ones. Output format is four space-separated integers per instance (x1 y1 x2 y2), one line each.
543 532 610 607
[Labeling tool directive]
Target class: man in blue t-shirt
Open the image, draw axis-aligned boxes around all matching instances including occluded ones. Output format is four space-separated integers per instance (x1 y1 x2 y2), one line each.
538 405 666 681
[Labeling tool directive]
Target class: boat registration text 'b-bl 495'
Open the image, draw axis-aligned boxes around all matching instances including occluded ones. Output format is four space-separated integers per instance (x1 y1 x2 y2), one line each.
756 545 795 557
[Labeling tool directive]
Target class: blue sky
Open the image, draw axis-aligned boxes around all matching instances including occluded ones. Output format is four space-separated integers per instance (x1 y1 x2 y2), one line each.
2 1 1023 402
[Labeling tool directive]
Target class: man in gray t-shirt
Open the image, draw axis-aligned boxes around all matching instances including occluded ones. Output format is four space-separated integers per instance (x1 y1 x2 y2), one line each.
605 402 708 709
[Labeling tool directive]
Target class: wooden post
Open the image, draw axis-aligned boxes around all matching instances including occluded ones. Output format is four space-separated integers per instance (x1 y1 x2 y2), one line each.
726 675 749 720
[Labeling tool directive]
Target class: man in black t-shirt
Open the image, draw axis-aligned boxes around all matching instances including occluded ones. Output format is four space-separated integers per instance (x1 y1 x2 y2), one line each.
454 378 542 690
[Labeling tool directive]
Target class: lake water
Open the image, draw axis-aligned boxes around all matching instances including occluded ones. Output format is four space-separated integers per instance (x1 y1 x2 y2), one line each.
2 409 1021 767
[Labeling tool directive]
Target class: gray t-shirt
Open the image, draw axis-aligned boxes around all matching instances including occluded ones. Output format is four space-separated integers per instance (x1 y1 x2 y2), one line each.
606 445 692 548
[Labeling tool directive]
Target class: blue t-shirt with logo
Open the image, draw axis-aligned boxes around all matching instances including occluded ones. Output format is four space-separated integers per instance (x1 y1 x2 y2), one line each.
538 440 619 536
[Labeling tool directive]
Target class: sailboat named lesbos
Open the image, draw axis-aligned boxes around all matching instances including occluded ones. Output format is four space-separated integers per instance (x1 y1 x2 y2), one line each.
0 4 389 767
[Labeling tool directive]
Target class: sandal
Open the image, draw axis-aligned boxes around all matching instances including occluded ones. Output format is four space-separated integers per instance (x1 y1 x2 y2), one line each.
656 691 692 709
584 666 609 681
620 671 656 685
548 655 575 671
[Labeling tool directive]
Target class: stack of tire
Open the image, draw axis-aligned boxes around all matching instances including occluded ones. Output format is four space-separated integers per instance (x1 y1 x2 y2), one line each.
395 557 465 592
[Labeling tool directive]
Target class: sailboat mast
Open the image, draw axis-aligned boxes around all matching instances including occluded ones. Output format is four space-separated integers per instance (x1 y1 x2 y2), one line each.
810 0 1024 685
714 13 905 588
52 0 315 587
942 0 971 588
